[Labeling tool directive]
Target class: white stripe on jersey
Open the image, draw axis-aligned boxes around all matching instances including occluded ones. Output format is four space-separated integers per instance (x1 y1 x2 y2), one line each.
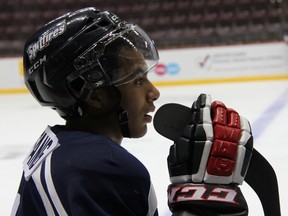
10 193 20 216
32 162 56 216
45 152 68 216
146 183 158 216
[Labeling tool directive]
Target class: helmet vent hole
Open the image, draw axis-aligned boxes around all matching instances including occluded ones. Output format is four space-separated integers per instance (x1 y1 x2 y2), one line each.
69 77 85 95
97 20 110 27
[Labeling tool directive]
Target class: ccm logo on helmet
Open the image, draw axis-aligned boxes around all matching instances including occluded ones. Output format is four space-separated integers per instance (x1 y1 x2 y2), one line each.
28 55 46 75
26 20 66 61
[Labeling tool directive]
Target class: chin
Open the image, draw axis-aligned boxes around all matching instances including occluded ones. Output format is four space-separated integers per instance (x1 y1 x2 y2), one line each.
130 126 148 138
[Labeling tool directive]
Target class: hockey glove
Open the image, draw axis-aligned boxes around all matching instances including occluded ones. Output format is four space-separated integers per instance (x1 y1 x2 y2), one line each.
167 93 253 216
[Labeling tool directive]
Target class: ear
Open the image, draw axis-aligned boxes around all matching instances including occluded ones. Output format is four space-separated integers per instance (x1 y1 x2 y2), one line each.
85 89 106 109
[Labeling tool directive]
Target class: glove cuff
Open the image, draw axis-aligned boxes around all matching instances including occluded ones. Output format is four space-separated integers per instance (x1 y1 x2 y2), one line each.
168 183 248 216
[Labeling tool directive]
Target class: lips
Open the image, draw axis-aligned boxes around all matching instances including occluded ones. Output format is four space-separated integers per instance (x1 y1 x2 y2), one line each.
144 113 153 123
144 106 155 123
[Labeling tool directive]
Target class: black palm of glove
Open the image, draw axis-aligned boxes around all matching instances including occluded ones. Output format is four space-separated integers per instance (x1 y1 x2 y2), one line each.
167 94 253 216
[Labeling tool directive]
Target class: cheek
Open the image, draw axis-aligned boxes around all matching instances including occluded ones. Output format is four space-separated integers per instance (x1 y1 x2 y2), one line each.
120 88 142 113
120 91 147 137
121 93 135 111
123 97 143 122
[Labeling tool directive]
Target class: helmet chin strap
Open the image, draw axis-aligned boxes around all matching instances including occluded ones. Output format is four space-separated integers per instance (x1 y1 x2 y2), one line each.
112 86 131 138
118 108 131 138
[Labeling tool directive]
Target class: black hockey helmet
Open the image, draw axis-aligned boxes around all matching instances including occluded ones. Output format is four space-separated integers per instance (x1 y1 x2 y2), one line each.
23 7 159 119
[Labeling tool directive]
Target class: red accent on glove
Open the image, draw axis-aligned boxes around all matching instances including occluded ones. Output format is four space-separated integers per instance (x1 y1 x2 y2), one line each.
207 157 235 176
206 101 241 176
211 139 238 159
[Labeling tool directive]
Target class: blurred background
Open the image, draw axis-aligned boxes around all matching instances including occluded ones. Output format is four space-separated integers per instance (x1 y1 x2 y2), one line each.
0 0 287 57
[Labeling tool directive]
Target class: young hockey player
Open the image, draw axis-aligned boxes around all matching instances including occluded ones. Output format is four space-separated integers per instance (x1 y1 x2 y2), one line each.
12 7 160 215
12 6 258 216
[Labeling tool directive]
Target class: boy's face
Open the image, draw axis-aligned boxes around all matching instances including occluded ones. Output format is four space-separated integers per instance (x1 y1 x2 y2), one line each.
117 49 160 138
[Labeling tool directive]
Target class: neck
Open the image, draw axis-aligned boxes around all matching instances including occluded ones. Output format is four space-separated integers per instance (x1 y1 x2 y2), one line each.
65 114 123 145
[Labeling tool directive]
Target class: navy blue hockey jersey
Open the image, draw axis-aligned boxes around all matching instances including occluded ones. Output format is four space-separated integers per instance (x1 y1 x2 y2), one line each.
11 125 158 216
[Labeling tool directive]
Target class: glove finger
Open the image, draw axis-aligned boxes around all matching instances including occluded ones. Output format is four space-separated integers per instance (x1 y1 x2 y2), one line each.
192 93 212 124
211 100 228 125
212 102 241 142
233 116 253 184
168 125 195 183
227 108 241 128
191 94 214 182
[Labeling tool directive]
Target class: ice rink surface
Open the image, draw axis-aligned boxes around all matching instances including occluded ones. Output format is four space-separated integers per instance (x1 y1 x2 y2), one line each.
1 80 287 216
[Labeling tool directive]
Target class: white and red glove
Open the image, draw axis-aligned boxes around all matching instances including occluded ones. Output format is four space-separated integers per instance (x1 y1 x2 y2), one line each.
167 94 253 216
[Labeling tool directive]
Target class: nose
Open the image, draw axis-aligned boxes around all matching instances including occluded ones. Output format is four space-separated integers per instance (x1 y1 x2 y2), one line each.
148 81 160 102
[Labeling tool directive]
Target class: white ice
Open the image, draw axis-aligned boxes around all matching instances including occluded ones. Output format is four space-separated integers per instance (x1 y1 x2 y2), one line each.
1 80 287 216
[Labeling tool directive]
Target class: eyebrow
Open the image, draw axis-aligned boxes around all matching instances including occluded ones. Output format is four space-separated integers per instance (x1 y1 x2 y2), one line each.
134 64 148 74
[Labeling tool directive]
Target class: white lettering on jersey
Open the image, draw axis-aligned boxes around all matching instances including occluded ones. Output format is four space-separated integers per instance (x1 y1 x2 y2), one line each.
23 126 59 180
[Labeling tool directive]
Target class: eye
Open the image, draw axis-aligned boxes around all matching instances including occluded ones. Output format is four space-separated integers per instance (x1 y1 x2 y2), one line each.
134 76 144 86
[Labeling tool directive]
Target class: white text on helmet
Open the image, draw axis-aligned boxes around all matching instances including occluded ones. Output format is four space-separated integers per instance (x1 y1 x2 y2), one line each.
28 55 47 74
27 21 66 61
